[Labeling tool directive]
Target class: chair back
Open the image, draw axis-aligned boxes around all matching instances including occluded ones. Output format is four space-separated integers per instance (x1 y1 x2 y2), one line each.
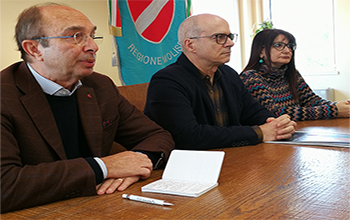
111 83 149 154
117 82 149 111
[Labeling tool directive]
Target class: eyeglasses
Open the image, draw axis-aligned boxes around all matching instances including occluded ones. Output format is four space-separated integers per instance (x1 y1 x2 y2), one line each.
31 32 104 46
272 42 296 51
189 33 238 45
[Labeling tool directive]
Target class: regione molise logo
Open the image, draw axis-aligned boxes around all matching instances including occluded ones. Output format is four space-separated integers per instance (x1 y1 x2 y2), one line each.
126 0 175 43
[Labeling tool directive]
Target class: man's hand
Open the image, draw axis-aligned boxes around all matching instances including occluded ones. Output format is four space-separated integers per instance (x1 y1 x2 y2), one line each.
259 114 296 141
101 151 153 179
96 176 140 195
96 151 153 195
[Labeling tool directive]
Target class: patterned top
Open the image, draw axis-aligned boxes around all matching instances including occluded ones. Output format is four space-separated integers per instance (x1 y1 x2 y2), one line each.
240 65 338 121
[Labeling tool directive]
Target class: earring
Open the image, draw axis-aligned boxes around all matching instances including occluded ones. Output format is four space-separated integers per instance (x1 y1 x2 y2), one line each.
259 58 264 64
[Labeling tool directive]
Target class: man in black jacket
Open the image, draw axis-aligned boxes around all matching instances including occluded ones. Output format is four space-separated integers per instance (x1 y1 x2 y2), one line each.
144 13 296 150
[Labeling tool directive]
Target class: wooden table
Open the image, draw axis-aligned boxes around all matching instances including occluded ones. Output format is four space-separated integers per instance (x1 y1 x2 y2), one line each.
2 118 349 219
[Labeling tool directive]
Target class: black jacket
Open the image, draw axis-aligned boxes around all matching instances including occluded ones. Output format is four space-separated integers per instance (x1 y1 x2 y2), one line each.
144 53 275 150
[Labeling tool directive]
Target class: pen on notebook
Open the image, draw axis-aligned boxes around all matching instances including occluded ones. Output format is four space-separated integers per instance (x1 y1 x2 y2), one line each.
122 194 174 206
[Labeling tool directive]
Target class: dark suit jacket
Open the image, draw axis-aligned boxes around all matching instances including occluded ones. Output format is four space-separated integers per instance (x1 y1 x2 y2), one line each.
1 62 174 213
144 53 275 150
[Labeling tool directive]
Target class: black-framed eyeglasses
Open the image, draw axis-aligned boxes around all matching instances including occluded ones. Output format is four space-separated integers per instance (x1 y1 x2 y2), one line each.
273 42 296 51
31 32 104 46
189 33 238 45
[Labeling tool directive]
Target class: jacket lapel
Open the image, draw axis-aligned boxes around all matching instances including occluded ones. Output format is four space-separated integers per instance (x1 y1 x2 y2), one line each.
16 63 67 159
179 53 216 120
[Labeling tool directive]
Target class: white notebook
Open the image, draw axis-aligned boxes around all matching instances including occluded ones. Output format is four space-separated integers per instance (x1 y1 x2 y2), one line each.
141 149 225 197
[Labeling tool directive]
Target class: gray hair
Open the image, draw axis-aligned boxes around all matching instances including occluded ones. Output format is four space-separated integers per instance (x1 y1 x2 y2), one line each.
178 15 203 50
15 2 63 62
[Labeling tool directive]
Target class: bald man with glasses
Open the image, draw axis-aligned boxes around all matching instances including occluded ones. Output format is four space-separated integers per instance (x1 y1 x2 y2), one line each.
144 13 296 150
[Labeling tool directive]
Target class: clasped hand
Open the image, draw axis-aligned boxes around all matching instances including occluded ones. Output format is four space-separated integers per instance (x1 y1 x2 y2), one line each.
259 114 297 142
336 100 350 118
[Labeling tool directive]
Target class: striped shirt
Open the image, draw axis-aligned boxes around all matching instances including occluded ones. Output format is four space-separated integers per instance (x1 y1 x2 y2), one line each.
240 64 338 121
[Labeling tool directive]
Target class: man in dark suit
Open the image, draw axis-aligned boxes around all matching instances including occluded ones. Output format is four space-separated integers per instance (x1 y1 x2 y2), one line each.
144 13 296 150
1 3 174 213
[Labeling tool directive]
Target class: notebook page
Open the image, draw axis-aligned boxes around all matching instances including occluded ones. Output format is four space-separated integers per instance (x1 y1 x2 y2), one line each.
162 150 225 183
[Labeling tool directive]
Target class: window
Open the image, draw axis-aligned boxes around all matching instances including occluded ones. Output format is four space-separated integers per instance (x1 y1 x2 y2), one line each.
267 0 337 75
191 0 242 71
